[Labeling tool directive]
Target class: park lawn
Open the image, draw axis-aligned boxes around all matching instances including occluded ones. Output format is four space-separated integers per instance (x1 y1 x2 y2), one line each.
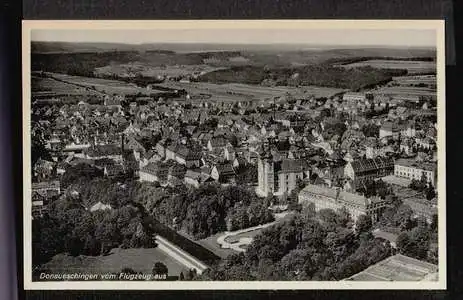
40 247 189 277
224 228 264 244
197 233 237 259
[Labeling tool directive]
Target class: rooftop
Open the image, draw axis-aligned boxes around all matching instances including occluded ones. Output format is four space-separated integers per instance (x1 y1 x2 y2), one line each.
395 158 437 171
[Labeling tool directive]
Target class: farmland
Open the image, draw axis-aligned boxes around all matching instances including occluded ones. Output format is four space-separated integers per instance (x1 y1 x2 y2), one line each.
338 59 436 75
32 76 102 97
37 247 189 279
94 63 226 78
391 75 436 87
47 72 166 96
159 81 346 103
369 85 436 100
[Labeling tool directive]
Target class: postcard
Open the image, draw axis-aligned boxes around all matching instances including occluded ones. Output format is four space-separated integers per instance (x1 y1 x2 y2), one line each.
22 20 446 290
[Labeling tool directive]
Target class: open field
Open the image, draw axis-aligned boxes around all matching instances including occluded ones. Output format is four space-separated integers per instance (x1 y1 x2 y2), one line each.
39 247 189 277
94 63 226 78
369 86 436 99
32 76 102 97
346 254 438 281
391 75 436 87
338 60 436 74
48 72 166 96
159 81 346 102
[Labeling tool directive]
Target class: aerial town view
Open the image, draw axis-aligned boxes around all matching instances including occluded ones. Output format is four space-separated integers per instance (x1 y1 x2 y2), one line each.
27 25 441 284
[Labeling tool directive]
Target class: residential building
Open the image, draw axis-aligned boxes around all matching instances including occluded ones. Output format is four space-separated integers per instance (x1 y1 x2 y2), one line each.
379 121 400 139
211 163 236 183
139 162 169 183
32 180 61 197
85 144 122 162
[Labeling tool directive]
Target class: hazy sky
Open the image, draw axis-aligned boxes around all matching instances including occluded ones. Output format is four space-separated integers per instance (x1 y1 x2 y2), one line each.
32 28 436 47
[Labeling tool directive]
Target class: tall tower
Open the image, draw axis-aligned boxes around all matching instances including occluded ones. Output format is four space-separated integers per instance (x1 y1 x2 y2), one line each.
257 148 274 197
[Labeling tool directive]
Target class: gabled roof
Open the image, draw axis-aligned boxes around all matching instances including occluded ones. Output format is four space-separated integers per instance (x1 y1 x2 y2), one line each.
214 163 235 176
86 144 121 157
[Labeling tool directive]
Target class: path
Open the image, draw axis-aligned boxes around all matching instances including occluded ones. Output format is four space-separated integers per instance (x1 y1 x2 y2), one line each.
216 211 292 252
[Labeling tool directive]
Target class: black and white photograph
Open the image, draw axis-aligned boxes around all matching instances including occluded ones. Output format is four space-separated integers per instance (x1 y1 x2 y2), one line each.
22 20 446 290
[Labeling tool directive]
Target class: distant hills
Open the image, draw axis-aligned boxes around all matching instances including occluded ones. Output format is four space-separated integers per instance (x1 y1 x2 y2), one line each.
31 41 436 57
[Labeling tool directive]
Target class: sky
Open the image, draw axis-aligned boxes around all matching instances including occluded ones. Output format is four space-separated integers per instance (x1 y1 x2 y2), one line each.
31 28 437 48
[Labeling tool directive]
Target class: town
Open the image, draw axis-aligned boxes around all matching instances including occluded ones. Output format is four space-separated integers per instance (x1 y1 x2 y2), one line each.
30 41 439 282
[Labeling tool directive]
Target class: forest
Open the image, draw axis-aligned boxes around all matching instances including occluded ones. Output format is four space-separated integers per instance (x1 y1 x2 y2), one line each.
198 65 407 91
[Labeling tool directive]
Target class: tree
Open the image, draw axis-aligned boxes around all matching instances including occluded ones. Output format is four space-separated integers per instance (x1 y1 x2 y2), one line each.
426 185 436 200
396 225 431 260
393 204 414 231
355 215 372 234
152 262 168 276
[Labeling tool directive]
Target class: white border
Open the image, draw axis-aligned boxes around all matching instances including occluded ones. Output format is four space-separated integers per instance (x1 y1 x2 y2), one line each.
22 20 446 290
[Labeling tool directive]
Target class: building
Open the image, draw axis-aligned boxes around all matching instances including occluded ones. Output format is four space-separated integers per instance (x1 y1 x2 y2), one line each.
394 158 437 186
343 92 366 103
32 192 47 218
139 162 169 183
85 144 122 162
257 151 305 197
32 180 61 197
165 143 202 168
211 163 236 183
344 157 394 189
184 169 213 188
207 136 230 152
379 122 400 139
400 122 416 138
365 138 385 159
298 184 387 222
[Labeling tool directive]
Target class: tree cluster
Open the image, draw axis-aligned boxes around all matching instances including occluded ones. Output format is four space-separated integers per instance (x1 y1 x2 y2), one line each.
361 124 380 138
133 182 274 240
357 179 393 199
409 174 436 200
201 209 391 281
396 214 438 264
32 180 156 268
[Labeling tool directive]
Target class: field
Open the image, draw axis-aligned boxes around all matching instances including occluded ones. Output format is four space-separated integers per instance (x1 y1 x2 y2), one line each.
38 247 188 277
338 60 436 75
159 81 346 102
32 76 102 97
347 254 438 281
391 75 436 87
369 86 436 99
94 63 226 78
48 73 165 96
